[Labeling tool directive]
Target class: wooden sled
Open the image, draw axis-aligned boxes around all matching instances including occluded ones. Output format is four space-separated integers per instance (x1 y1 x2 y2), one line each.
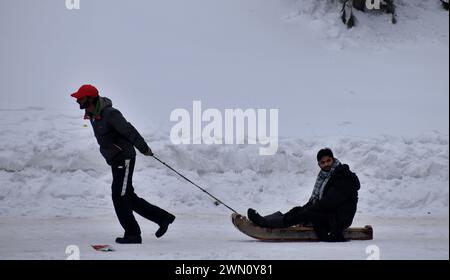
232 213 373 241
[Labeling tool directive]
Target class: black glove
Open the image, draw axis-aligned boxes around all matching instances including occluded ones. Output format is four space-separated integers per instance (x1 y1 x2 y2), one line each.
144 148 154 156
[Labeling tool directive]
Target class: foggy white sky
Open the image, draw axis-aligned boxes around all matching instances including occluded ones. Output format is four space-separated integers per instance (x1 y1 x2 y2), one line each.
0 0 448 137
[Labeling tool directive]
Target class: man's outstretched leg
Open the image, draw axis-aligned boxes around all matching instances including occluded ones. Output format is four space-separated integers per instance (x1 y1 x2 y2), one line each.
125 157 176 239
247 208 284 228
131 193 176 238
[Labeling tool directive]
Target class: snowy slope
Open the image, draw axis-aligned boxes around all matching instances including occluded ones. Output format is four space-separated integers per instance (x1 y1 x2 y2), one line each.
0 108 447 218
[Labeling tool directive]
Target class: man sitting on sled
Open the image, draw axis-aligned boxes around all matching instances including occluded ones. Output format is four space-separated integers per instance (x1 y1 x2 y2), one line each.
248 148 360 242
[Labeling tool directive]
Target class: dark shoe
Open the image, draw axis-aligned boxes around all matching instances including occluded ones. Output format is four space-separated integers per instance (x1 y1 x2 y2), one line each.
115 235 142 244
248 209 286 228
247 208 266 227
264 211 285 228
321 231 347 242
328 231 347 242
155 213 176 238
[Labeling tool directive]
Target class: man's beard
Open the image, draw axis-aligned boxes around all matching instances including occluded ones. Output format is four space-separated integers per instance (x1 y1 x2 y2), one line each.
321 166 332 172
79 99 89 109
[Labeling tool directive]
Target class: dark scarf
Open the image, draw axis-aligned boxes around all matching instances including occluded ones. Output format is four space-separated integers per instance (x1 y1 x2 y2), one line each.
83 97 112 120
308 158 341 204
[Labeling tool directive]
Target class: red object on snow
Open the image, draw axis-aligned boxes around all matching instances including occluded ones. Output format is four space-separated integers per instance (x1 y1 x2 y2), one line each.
91 245 115 252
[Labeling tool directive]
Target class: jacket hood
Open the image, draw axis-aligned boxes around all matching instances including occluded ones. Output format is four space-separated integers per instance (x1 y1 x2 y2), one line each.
84 97 112 120
98 97 112 111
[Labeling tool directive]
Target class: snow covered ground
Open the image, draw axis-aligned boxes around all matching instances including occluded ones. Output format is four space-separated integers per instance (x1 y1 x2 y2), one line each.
0 0 448 259
0 108 447 260
0 214 448 260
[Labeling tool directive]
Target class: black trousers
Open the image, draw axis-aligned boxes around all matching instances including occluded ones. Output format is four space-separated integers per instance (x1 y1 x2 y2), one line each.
111 157 171 236
283 206 343 240
283 206 330 229
255 206 348 241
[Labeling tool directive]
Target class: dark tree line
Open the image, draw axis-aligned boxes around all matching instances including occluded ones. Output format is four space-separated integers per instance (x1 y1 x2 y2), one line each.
340 0 396 28
339 0 448 29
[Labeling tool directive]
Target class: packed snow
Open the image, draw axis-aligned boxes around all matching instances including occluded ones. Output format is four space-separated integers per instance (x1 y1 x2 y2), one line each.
0 0 448 259
0 108 448 218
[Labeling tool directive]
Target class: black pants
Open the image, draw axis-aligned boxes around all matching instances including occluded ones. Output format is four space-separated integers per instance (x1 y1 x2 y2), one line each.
283 206 344 240
111 157 171 237
284 206 330 229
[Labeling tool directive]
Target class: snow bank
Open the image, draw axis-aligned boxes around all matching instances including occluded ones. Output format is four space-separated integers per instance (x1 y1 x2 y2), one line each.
0 108 447 218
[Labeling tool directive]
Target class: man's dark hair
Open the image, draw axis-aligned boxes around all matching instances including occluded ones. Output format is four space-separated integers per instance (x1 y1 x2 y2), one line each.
317 148 334 162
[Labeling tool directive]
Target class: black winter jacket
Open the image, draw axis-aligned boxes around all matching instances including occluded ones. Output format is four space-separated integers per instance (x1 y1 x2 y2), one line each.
88 97 150 165
308 164 360 230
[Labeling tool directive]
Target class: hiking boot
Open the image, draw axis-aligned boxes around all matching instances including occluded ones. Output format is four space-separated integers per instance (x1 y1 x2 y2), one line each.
247 208 266 227
115 235 142 244
327 231 347 242
155 213 176 238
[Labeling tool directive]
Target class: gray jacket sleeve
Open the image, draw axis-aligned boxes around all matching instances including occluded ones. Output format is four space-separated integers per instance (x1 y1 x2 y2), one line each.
105 108 150 154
